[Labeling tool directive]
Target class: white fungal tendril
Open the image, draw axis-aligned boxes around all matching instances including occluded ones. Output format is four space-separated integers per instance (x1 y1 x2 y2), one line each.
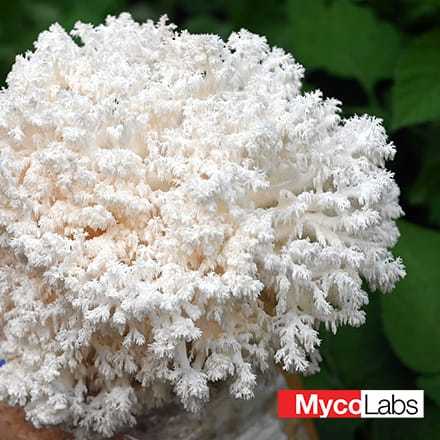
0 13 404 439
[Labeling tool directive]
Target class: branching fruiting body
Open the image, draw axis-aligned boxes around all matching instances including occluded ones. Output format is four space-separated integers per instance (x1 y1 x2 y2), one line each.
0 14 404 438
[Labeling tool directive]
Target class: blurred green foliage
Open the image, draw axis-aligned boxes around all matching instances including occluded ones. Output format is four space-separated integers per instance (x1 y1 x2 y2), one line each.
1 1 439 438
382 221 440 374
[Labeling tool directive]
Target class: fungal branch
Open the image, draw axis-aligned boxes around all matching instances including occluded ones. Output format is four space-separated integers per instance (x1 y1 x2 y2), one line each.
0 13 404 439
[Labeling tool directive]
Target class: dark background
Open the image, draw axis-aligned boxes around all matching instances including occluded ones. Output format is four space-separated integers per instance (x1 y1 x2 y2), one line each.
1 1 439 439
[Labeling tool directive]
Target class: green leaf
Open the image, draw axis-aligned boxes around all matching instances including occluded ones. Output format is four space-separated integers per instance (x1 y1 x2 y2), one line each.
225 0 290 48
382 221 440 374
409 134 440 227
392 30 440 129
313 418 363 440
417 374 440 406
287 0 401 94
371 403 440 440
185 15 234 40
400 0 440 23
317 295 410 388
304 296 409 440
400 125 440 228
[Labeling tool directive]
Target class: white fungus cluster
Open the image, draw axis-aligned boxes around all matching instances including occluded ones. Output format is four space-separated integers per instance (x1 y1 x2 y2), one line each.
0 13 405 438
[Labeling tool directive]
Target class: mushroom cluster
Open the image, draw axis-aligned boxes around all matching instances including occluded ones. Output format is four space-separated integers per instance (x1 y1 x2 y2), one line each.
0 14 404 438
